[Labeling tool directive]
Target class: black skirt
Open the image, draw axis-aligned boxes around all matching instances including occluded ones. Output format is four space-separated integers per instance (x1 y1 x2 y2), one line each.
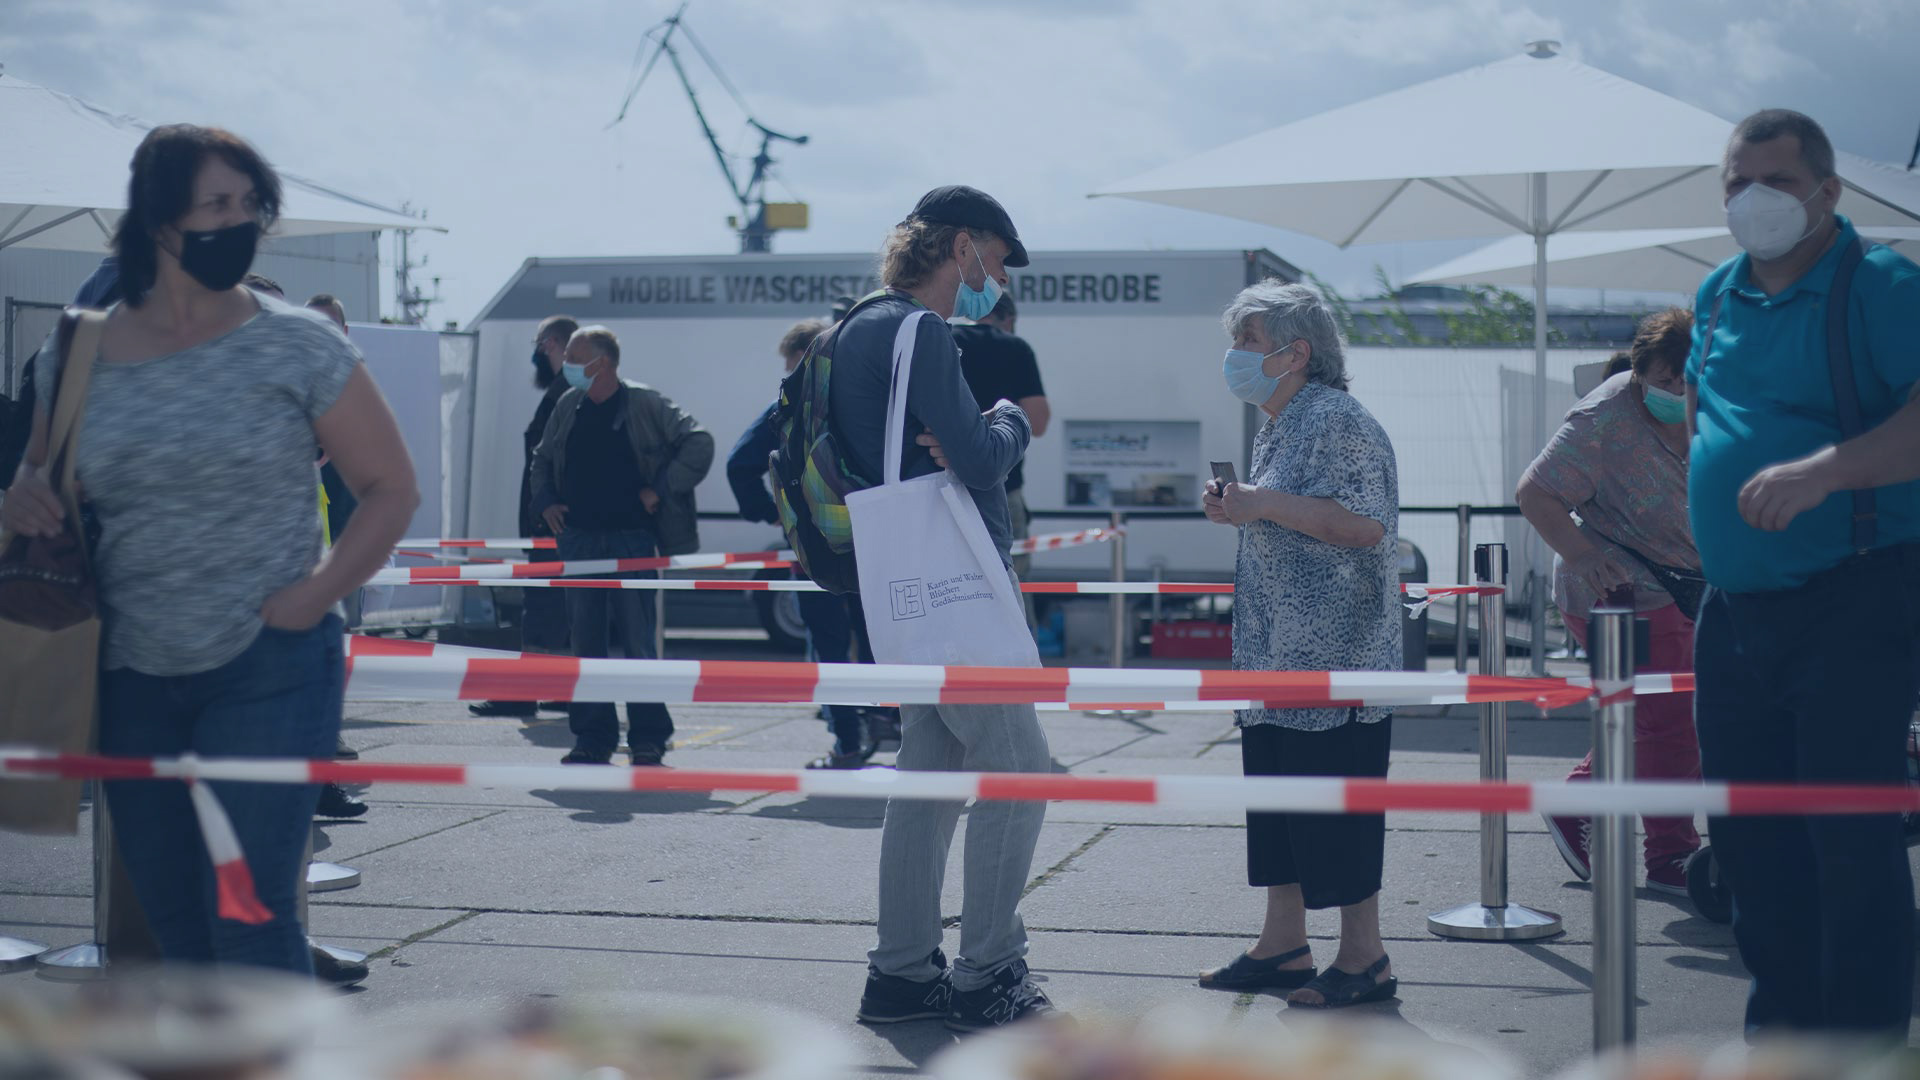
1241 713 1392 909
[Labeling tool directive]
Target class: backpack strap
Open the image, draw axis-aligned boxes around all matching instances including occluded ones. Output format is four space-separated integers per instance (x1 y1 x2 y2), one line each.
1824 236 1873 552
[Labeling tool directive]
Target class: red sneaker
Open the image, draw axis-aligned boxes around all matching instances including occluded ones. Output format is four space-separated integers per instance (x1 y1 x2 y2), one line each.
1644 854 1692 896
1543 814 1592 881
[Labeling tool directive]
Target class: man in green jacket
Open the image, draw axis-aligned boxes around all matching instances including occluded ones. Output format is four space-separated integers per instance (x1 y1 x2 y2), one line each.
530 325 714 765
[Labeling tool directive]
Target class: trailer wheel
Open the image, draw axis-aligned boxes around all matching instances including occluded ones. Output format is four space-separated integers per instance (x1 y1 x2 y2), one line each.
751 568 808 653
1686 846 1732 924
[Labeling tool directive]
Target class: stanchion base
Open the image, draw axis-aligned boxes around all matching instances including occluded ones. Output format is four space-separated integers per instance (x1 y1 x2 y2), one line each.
307 861 362 892
35 942 108 981
1427 903 1563 941
0 935 49 973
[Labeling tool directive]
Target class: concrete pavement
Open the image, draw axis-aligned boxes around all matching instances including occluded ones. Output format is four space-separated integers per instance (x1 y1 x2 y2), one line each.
4 688 1915 1077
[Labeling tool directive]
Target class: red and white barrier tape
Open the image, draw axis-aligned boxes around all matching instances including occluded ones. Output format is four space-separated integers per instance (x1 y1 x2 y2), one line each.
339 652 1697 709
368 554 795 584
375 578 1497 599
1 748 1903 819
340 637 1691 710
1008 526 1124 555
389 528 1124 566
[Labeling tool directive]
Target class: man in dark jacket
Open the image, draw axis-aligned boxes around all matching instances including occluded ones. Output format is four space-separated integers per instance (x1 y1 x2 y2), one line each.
530 325 714 765
471 314 578 719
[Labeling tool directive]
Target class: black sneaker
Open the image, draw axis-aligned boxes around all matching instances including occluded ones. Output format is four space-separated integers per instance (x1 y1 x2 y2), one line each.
857 948 952 1024
468 700 537 718
630 743 667 767
310 942 369 987
315 783 367 819
946 960 1056 1033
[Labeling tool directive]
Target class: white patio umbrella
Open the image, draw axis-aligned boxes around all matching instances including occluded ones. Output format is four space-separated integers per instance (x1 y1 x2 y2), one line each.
1409 187 1920 294
0 74 437 252
1092 42 1920 456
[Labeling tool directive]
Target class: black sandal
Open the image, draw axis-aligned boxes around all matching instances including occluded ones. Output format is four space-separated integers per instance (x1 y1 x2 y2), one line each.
1198 945 1316 990
1288 954 1396 1008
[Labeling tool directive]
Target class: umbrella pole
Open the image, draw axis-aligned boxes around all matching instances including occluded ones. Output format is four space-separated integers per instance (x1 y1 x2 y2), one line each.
1530 173 1553 675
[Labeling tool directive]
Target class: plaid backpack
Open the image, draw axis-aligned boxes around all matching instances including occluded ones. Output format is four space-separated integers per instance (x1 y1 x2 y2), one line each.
769 291 894 594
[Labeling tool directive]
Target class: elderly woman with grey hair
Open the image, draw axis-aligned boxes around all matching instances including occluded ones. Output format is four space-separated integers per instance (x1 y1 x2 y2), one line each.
1198 281 1402 1009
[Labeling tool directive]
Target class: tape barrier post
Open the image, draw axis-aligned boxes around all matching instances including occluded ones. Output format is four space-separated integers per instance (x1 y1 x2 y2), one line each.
1109 511 1127 670
1454 504 1472 673
1590 606 1637 1052
1429 544 1563 941
36 789 113 979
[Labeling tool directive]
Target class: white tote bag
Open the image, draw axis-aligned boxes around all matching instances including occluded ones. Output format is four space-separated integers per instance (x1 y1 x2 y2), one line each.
846 311 1040 669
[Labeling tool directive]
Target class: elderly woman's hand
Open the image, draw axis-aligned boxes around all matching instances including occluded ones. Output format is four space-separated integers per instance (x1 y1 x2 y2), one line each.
1202 479 1231 525
1220 482 1271 526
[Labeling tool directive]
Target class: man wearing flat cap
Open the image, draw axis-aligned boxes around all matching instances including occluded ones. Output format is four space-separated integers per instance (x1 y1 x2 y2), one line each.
824 186 1057 1032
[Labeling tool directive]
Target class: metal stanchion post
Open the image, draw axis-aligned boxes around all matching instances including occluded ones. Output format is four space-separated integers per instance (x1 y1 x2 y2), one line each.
1428 544 1562 941
1108 511 1126 669
1589 606 1637 1052
1530 569 1549 676
1091 513 1149 720
37 790 112 979
654 587 667 662
1453 504 1472 673
302 842 367 972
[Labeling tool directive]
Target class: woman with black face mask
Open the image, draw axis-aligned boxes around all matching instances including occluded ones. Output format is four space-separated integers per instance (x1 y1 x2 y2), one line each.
0 124 419 975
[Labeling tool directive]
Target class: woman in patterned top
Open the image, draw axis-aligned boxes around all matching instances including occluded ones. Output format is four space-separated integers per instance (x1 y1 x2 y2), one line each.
1516 308 1702 896
1197 282 1401 1009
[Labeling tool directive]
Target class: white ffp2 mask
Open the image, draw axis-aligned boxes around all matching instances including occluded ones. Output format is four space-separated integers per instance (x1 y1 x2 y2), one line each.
1725 182 1821 261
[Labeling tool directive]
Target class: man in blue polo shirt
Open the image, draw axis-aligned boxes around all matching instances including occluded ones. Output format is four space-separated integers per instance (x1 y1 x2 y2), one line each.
1688 109 1920 1039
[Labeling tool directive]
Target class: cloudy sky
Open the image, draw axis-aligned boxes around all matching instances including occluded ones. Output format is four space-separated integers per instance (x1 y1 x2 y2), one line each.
7 0 1916 323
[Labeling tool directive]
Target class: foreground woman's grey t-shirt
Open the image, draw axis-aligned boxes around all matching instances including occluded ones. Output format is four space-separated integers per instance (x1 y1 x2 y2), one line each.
40 294 359 675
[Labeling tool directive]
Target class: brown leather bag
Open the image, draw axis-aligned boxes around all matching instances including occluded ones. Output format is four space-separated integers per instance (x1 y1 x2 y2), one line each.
0 309 106 834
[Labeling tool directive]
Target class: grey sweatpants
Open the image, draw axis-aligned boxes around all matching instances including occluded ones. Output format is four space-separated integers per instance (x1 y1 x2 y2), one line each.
867 697 1052 990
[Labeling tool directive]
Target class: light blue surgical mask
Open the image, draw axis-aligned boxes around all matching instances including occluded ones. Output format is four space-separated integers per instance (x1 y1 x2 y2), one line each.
1222 343 1294 405
953 242 1002 321
1643 382 1686 425
562 361 593 391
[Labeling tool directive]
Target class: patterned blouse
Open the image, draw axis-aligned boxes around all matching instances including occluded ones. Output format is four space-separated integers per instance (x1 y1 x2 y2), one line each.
1519 372 1697 621
1233 382 1402 732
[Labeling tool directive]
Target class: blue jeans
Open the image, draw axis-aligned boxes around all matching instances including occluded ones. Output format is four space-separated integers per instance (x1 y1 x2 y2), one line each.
98 615 345 974
1694 548 1918 1038
557 527 674 754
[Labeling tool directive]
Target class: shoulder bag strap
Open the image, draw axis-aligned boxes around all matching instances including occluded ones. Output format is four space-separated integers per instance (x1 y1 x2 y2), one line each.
1823 236 1873 552
882 310 932 486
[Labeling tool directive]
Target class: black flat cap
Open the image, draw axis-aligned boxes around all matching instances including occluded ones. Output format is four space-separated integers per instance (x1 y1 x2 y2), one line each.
903 185 1029 268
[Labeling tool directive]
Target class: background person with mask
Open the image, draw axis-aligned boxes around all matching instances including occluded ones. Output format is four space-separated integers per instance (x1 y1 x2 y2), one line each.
529 325 713 766
1516 309 1703 895
727 318 896 770
1688 108 1920 1039
470 314 579 720
950 292 1048 579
